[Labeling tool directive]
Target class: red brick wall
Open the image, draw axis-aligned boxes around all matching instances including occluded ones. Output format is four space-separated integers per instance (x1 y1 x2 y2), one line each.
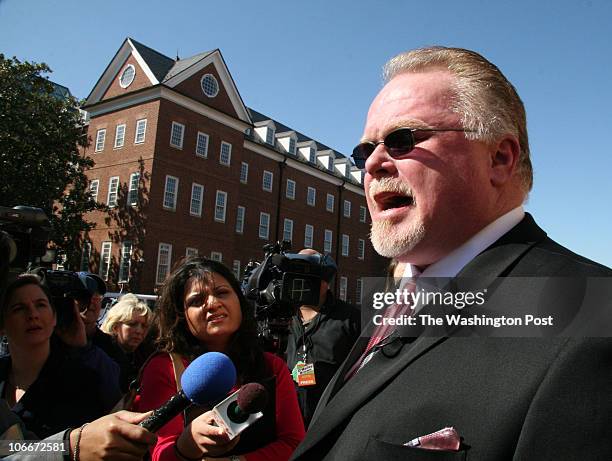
102 54 154 101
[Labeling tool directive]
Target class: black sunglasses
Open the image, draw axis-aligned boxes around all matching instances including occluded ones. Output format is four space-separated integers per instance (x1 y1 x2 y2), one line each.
351 127 474 169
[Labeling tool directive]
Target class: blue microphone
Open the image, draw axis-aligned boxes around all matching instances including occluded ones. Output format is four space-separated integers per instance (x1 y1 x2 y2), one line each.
140 352 237 432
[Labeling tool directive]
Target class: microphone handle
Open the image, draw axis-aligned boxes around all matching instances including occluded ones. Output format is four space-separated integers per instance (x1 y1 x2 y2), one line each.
139 391 192 432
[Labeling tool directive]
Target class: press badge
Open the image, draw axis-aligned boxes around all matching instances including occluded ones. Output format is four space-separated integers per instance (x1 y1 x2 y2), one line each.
297 363 317 387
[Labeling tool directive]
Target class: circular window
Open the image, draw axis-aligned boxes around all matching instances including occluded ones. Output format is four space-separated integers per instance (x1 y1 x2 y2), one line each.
119 64 135 88
201 74 219 98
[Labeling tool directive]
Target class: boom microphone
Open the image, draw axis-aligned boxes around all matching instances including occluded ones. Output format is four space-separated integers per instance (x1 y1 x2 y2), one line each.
140 352 236 432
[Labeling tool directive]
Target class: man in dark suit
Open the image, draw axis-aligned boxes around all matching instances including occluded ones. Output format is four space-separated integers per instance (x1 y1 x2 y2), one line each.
291 47 612 460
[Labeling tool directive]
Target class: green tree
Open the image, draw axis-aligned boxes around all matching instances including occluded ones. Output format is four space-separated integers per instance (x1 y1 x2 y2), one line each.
0 54 101 269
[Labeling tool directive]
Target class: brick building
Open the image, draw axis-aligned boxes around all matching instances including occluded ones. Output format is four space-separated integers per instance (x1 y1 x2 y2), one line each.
79 38 387 303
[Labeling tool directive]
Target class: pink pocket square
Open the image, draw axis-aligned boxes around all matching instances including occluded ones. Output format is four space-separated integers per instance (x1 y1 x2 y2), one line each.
404 427 461 451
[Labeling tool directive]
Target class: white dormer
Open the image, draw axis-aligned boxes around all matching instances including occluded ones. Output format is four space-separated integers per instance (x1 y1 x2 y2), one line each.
297 140 317 163
334 157 351 178
254 120 276 146
317 149 335 171
350 166 364 184
276 131 298 155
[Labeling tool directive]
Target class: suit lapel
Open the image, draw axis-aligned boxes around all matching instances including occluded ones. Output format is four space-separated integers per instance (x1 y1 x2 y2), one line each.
297 214 549 457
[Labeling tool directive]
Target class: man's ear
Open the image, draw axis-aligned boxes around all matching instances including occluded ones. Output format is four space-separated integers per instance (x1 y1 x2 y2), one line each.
490 135 520 186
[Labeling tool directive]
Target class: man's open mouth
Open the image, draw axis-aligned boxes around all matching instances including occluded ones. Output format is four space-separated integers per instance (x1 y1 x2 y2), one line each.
375 192 414 211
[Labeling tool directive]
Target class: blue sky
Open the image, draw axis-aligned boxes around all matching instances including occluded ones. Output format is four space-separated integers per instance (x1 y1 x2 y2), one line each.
2 0 611 266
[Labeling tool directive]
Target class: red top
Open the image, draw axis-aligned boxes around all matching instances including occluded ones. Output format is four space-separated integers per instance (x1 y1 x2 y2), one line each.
136 352 305 461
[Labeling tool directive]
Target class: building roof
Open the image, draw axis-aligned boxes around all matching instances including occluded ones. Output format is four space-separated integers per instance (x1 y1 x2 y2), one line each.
128 38 175 82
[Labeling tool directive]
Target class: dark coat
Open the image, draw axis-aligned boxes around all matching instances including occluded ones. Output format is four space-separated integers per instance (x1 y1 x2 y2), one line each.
291 214 612 460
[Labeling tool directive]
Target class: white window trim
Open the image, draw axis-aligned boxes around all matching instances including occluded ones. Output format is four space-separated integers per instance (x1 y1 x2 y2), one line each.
304 224 314 248
324 229 333 253
89 179 99 202
240 162 249 184
283 218 293 243
156 243 173 285
339 276 348 301
259 212 270 239
236 206 245 234
342 234 350 256
107 176 119 207
210 251 223 262
114 123 126 148
343 200 351 218
118 241 132 283
307 187 316 206
80 241 91 272
170 121 185 149
326 193 335 212
262 170 273 192
119 64 136 88
360 205 367 223
190 183 204 217
134 119 147 144
286 179 296 200
95 129 106 152
186 247 199 257
127 172 139 207
196 131 209 158
356 278 363 305
220 141 232 166
163 175 179 211
358 238 365 260
215 190 227 223
100 241 112 281
232 260 241 279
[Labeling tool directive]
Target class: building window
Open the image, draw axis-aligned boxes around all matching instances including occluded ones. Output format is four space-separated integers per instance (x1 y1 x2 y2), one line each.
190 183 204 217
341 234 349 256
306 187 316 206
360 205 367 223
343 200 351 218
95 129 106 152
262 170 273 192
118 241 132 283
99 241 112 281
309 147 316 163
286 179 296 200
163 175 179 210
326 193 335 212
196 132 209 157
186 247 198 258
259 212 270 239
356 278 363 305
215 190 227 222
170 122 185 149
107 176 119 207
328 157 334 171
128 172 139 206
358 239 365 260
201 74 219 98
324 229 333 253
288 137 296 155
304 224 314 248
339 276 348 301
156 243 172 285
114 124 126 148
89 179 99 202
135 119 147 144
232 260 241 279
220 141 232 166
265 127 275 145
235 206 245 234
240 162 249 183
80 241 91 272
119 64 135 88
210 251 222 262
283 219 293 243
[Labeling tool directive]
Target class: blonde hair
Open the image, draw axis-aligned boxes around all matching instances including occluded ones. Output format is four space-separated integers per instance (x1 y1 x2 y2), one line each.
383 46 532 193
101 293 151 335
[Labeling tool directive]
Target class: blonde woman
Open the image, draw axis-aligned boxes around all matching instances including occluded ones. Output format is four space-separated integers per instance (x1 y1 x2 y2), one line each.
101 294 153 387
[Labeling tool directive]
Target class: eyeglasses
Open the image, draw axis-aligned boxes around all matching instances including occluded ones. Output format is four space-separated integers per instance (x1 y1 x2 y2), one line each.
351 127 475 169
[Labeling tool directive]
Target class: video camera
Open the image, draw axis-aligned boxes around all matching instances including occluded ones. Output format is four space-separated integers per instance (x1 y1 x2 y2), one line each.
242 241 337 352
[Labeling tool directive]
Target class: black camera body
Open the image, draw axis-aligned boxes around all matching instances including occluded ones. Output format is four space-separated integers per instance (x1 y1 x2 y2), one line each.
0 206 51 270
242 241 337 353
31 268 92 329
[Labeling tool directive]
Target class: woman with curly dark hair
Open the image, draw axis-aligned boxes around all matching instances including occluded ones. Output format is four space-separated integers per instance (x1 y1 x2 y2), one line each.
135 257 304 461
